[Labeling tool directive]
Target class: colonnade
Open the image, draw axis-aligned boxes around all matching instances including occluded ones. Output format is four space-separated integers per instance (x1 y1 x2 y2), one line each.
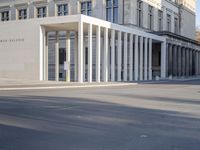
167 44 200 77
43 21 166 83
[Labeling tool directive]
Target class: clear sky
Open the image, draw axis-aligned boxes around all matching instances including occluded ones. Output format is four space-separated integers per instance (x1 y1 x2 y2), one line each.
197 0 200 26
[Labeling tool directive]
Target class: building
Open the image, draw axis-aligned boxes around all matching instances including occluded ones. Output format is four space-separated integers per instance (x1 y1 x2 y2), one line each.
0 0 199 83
196 27 200 42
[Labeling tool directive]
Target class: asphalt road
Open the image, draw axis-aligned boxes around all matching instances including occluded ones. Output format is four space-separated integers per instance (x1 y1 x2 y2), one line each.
0 80 200 150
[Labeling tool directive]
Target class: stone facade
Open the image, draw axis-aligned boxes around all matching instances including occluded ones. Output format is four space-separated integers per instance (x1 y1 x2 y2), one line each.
0 0 196 39
0 0 199 82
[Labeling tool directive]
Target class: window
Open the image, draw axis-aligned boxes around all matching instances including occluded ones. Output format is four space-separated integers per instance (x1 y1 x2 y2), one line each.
137 0 143 27
57 4 68 16
85 47 88 65
158 10 163 31
167 14 171 32
106 0 118 23
174 17 179 34
18 9 27 20
59 48 66 65
81 1 92 16
37 7 46 18
1 11 9 21
148 5 153 30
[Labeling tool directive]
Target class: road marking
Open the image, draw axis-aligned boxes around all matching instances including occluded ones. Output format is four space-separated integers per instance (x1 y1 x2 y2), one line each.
0 83 138 91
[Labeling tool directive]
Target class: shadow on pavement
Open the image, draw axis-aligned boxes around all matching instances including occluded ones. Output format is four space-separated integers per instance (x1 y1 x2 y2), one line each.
140 79 200 86
0 95 199 150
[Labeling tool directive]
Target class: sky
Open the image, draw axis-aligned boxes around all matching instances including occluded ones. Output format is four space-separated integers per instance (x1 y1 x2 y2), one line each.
197 0 200 27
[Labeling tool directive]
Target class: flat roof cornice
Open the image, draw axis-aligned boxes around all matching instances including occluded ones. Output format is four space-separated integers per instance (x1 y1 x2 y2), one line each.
153 31 200 46
0 14 166 42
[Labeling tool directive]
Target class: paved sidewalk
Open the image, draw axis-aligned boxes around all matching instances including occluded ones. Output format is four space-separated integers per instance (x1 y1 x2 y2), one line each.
0 77 199 90
0 78 137 90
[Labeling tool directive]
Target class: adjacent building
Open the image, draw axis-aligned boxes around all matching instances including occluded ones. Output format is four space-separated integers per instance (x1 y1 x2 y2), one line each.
0 0 199 82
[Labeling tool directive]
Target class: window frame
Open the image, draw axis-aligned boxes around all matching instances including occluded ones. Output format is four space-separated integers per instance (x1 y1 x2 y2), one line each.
158 10 163 31
148 5 154 30
174 17 179 34
166 14 171 32
81 1 92 16
1 10 10 21
106 0 118 23
57 3 68 16
33 1 48 18
137 0 143 27
18 8 27 20
37 6 47 18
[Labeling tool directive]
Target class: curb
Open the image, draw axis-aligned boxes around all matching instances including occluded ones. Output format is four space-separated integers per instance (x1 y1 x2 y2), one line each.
0 83 138 91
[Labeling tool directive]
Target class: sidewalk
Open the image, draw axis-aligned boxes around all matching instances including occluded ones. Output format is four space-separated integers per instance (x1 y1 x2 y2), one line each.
0 77 199 91
0 78 137 91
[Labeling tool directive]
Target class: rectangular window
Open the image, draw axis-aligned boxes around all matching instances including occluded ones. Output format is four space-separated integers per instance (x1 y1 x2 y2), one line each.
148 5 153 30
57 4 68 16
167 14 171 32
18 9 27 20
85 47 88 65
1 11 9 21
137 0 143 27
106 0 118 23
113 0 118 23
174 17 179 34
158 10 163 31
37 7 46 18
81 1 92 16
59 48 66 65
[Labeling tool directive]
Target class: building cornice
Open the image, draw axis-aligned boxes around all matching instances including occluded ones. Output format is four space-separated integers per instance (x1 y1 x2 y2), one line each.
152 31 200 46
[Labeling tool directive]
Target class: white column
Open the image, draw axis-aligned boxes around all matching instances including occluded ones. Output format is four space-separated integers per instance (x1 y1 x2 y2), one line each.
177 46 182 77
195 50 198 76
173 45 178 76
124 33 128 81
83 40 86 82
144 37 148 80
129 34 133 81
66 31 70 82
88 24 93 83
108 38 111 81
134 35 139 81
44 32 48 81
55 31 59 82
139 36 143 80
161 41 167 78
182 47 186 77
186 48 189 76
169 44 173 76
103 28 108 82
198 50 200 75
166 43 169 77
149 38 152 80
199 52 200 75
117 31 122 81
74 32 78 81
39 23 45 80
189 49 193 76
96 25 101 82
78 21 83 83
111 29 115 82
